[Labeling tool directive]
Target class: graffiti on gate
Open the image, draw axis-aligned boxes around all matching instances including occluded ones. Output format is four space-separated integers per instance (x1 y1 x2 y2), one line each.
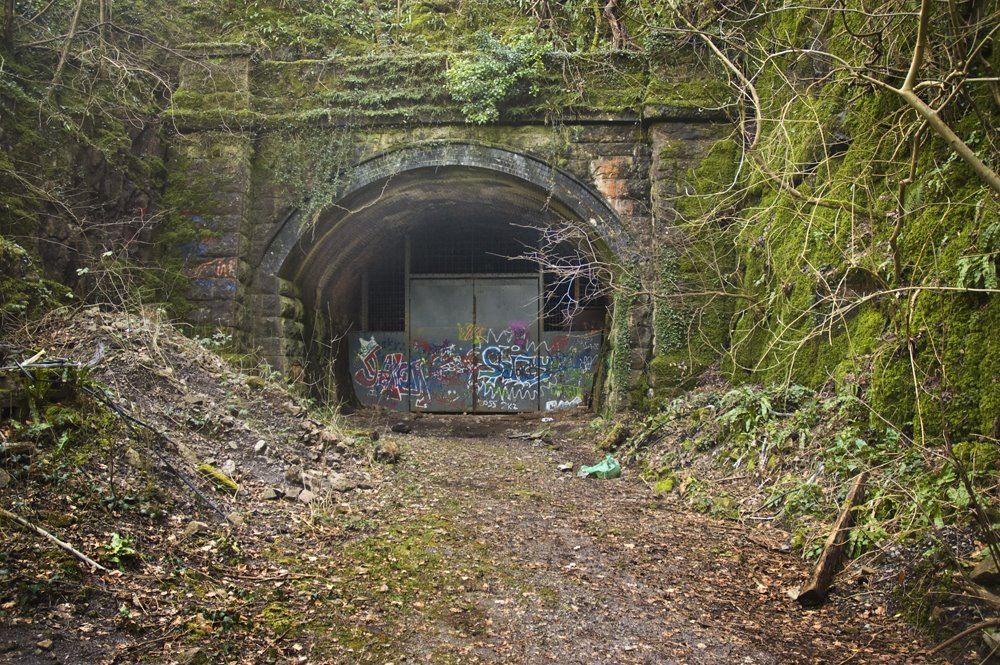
477 328 551 405
350 334 429 411
412 338 476 410
456 322 485 344
539 331 601 411
476 329 600 408
349 330 601 412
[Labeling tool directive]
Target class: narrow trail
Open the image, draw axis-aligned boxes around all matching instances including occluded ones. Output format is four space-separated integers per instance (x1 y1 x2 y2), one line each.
316 413 937 664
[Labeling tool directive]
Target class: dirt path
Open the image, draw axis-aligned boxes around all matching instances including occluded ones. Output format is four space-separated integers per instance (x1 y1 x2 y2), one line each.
301 413 937 664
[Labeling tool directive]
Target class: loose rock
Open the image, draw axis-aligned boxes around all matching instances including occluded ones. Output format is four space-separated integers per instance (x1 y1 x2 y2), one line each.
376 440 401 464
284 465 302 486
971 556 1000 587
328 473 358 493
177 646 207 665
174 441 201 467
297 489 316 504
262 487 284 500
125 447 147 471
302 469 327 493
182 393 206 406
182 521 210 540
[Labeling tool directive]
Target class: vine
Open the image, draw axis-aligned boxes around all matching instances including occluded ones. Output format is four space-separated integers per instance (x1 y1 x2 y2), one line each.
445 31 551 125
608 264 640 412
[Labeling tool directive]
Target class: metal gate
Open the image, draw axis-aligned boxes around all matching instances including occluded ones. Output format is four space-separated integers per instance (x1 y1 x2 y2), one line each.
472 278 541 412
349 276 602 414
409 278 476 412
408 276 539 413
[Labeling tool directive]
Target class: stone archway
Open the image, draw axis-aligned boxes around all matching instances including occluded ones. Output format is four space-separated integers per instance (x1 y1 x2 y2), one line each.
252 142 632 411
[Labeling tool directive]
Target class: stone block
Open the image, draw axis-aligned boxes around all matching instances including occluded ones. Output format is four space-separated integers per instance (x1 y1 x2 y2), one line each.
255 316 305 339
252 335 306 358
188 277 239 302
187 302 238 327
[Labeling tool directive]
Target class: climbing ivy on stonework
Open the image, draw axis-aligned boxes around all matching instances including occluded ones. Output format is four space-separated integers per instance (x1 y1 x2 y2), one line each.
608 267 640 412
268 127 361 223
445 31 551 124
653 247 686 354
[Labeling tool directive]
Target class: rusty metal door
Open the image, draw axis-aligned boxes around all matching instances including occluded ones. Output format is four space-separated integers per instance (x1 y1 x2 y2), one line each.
474 278 541 412
409 278 476 412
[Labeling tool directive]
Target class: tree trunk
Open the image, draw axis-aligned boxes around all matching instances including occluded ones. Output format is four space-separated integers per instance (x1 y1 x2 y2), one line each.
46 0 83 102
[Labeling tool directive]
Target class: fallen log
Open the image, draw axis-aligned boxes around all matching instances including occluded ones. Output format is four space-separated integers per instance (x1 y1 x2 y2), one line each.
796 471 868 606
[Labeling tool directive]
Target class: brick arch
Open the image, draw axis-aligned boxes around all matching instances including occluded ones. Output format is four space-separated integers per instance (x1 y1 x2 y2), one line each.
256 140 630 280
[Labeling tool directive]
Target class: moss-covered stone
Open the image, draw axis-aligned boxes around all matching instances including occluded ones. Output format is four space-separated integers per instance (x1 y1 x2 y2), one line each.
197 463 239 492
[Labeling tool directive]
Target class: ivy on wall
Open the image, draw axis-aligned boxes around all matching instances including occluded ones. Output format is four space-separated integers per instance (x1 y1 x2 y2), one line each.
445 31 550 124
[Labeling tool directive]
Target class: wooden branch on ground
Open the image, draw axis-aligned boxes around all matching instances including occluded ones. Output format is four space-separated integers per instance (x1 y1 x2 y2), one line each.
927 617 1000 656
796 471 867 606
0 507 109 573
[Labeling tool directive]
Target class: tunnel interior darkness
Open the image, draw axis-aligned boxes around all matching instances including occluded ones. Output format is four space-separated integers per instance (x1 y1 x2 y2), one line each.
278 165 609 411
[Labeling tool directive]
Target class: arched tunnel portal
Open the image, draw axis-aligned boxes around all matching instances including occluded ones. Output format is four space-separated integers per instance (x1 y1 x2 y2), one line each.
257 144 628 413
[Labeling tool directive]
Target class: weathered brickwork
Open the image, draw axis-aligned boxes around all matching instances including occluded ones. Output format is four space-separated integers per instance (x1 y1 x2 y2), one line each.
164 47 730 407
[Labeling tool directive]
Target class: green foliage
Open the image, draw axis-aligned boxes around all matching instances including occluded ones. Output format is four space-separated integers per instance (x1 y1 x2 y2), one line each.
956 221 999 289
780 482 827 518
623 380 999 562
445 31 550 124
101 533 140 570
221 0 372 51
265 126 360 223
0 236 71 331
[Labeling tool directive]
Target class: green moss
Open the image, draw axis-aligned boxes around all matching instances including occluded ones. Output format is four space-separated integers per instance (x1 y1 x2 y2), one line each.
653 470 675 493
644 77 731 112
171 90 249 112
161 107 263 129
597 421 629 451
197 463 239 492
0 236 72 331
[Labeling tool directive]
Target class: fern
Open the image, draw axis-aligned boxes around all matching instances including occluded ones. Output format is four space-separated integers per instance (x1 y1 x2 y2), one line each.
956 222 999 289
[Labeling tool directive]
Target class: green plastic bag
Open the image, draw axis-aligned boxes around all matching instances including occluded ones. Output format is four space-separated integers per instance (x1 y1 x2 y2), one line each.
577 453 621 479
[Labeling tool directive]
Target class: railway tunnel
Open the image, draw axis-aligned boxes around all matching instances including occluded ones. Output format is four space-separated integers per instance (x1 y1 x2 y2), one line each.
262 144 626 414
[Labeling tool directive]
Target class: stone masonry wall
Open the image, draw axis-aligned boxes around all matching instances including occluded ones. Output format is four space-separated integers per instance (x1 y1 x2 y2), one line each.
165 47 732 406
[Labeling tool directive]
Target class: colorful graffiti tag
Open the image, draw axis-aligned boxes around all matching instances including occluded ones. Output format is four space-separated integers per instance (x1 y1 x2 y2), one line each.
349 329 601 413
412 339 476 411
349 334 429 410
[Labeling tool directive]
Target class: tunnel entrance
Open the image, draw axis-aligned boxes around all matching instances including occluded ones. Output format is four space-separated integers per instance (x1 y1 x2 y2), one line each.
267 145 624 414
348 221 605 413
